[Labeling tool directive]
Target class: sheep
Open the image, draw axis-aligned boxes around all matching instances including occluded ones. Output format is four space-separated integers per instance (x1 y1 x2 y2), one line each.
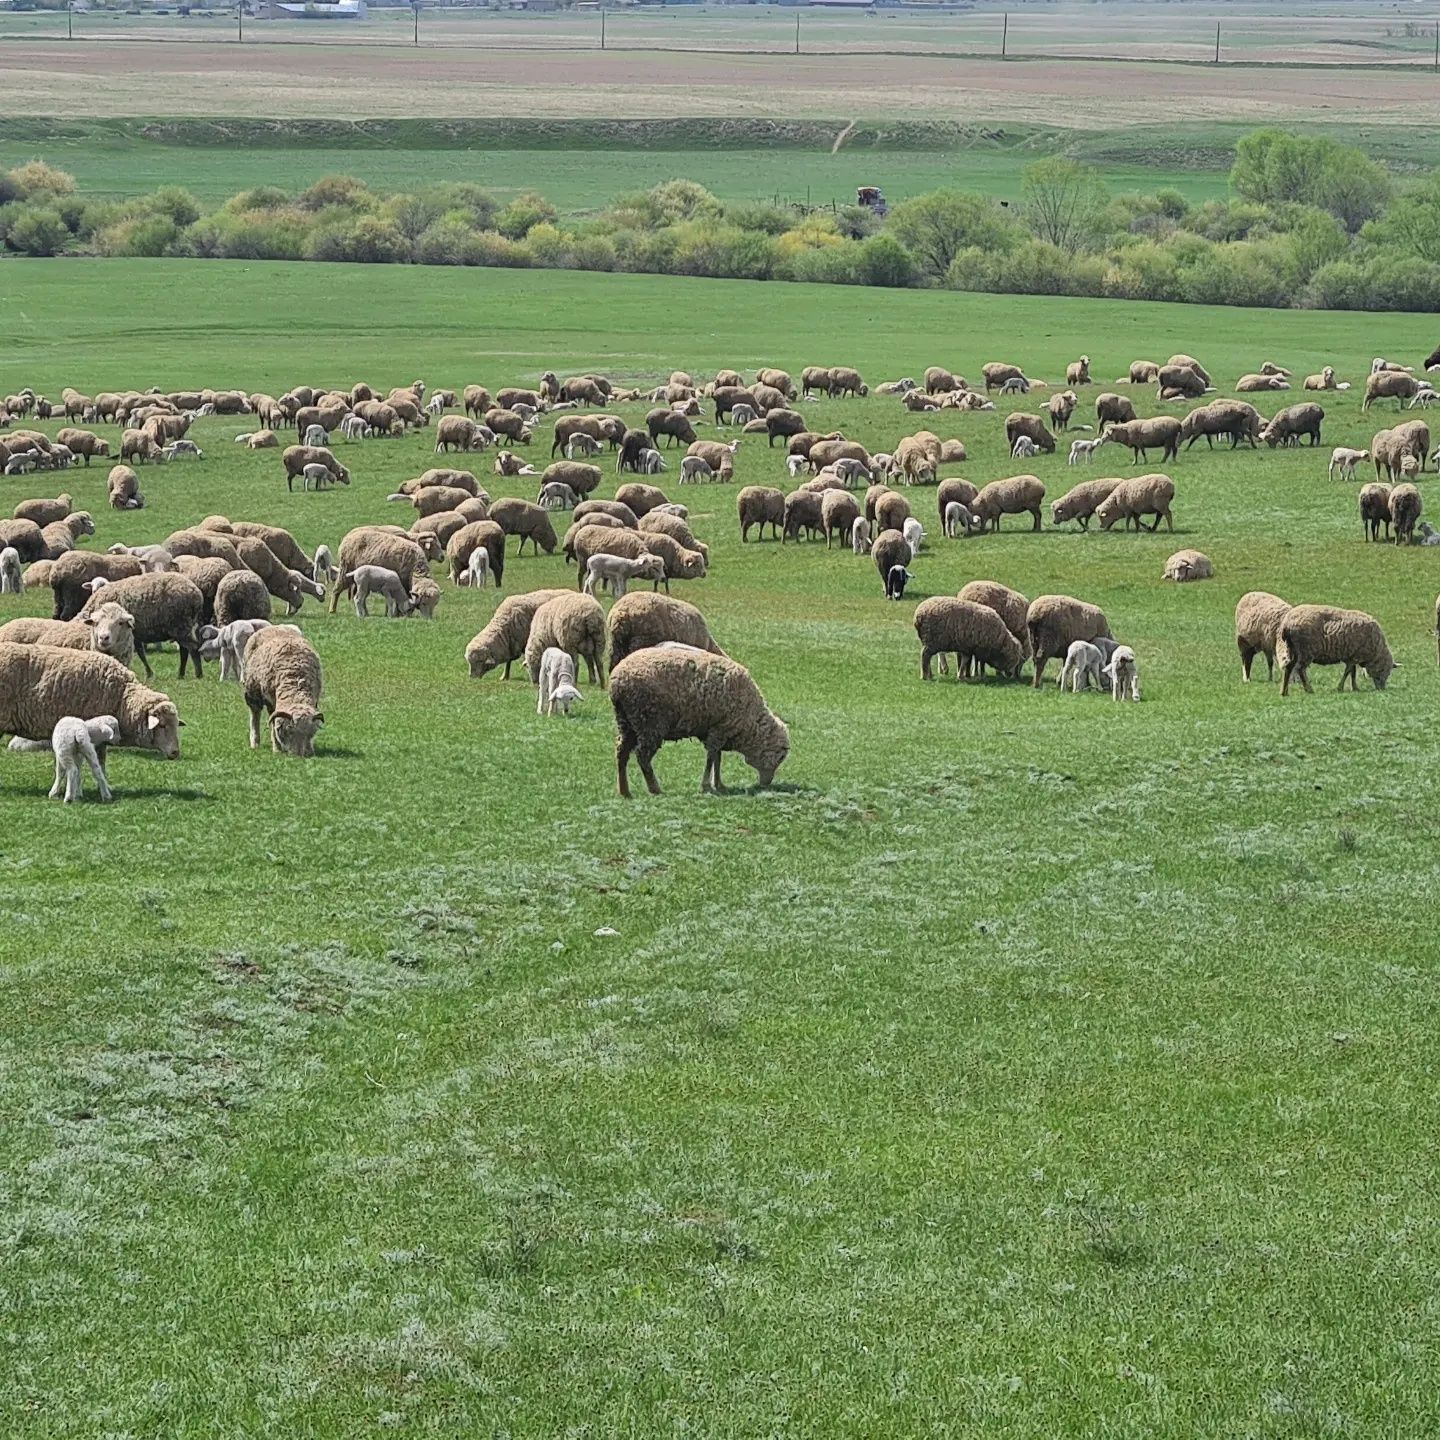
955 581 1031 670
638 511 707 564
583 552 666 599
13 494 71 528
331 528 432 612
445 520 506 590
487 497 558 557
852 516 873 553
1165 353 1212 387
647 408 698 450
970 475 1046 534
76 572 206 680
1236 373 1290 393
871 529 912 599
1363 370 1422 412
982 362 1027 393
464 589 572 680
1304 366 1338 391
914 598 1024 682
238 429 281 450
755 367 797 400
302 423 329 448
1359 483 1393 542
1059 640 1105 694
895 433 941 485
0 547 21 595
1103 645 1140 702
1329 447 1369 482
1277 605 1395 695
1162 549 1212 582
641 532 707 588
819 490 860 550
213 569 272 629
1371 426 1425 483
0 643 182 757
809 440 869 475
282 445 348 492
534 646 579 716
1390 483 1423 545
1095 474 1175 533
107 464 143 510
1026 595 1112 689
614 483 670 519
1047 391 1080 431
0 519 45 565
0 603 136 669
37 714 121 803
50 551 144 622
1234 591 1291 681
1004 413 1056 456
942 502 973 538
1011 436 1039 460
1068 438 1102 465
243 626 324 755
54 428 110 465
606 591 724 669
1095 393 1137 428
680 456 714 485
874 491 913 535
208 618 275 682
610 647 787 797
411 574 443 618
1261 403 1325 449
565 432 604 461
1181 400 1263 451
902 517 925 559
338 415 372 441
343 564 410 618
524 593 606 687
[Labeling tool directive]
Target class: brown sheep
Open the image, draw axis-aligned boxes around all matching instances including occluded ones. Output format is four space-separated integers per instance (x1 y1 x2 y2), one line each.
1359 483 1392 542
827 367 867 398
282 445 349 492
970 476 1046 534
331 528 432 613
765 409 807 446
1100 417 1181 463
1095 473 1175 533
488 498 558 556
1095 393 1137 427
445 521 507 587
1260 403 1324 449
646 408 698 449
1390 483 1423 545
738 486 784 543
551 415 605 458
782 490 824 544
957 579 1031 665
54 428 110 465
1026 595 1112 689
936 478 979 518
482 408 532 447
1050 477 1121 530
1004 413 1056 456
615 484 670 518
982 362 1026 392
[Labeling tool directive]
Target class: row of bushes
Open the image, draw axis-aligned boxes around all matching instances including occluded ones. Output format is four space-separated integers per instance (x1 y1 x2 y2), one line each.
2 138 1437 311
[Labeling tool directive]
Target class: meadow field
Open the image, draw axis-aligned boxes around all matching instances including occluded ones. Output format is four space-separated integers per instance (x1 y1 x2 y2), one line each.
3 257 1440 1435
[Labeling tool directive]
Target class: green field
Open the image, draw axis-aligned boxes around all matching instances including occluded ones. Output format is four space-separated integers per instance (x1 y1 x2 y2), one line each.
5 257 1440 1436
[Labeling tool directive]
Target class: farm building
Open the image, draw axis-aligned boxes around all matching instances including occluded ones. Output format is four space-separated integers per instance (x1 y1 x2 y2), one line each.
256 0 366 18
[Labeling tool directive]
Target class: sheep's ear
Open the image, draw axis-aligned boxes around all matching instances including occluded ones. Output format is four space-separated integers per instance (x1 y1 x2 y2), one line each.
82 614 96 627
272 710 292 724
315 713 325 727
147 713 161 730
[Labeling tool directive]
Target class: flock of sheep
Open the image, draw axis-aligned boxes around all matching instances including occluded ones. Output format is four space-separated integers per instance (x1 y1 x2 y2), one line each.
0 346 1432 800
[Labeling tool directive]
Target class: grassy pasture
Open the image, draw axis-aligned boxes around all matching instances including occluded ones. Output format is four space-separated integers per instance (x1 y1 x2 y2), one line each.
4 258 1440 1436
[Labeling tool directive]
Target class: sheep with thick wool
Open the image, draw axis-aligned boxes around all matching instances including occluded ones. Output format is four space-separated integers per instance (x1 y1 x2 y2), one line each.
970 475 1046 534
915 597 1024 682
1026 595 1112 689
524 593 607 687
606 592 724 668
243 626 324 755
1234 591 1291 681
464 589 572 679
1277 605 1395 695
1096 474 1175 533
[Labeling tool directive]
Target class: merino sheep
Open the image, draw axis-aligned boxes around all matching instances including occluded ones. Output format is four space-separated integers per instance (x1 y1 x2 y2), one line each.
1100 416 1181 463
782 490 825 545
982 362 1027 393
1162 549 1212 582
914 598 1023 682
524 593 606 686
50 551 143 622
76 572 206 680
737 486 784 543
1103 645 1140 702
243 626 324 755
1390 483 1423 545
13 494 71 528
464 589 572 680
614 483 671 519
1095 474 1175 533
1050 477 1121 531
819 490 860 549
214 569 272 628
584 552 666 599
45 714 121 803
1277 605 1395 695
487 497 558 557
1181 399 1263 451
970 475 1046 534
871 529 912 599
0 604 136 669
606 592 723 669
0 643 182 756
1059 641 1105 694
1095 393 1137 428
956 580 1031 668
942 502 973 538
610 647 787 796
1261 403 1325 449
107 464 143 510
1328 447 1369 482
345 564 411 617
1359 483 1393 542
282 445 349 492
1235 591 1291 682
0 547 21 595
1026 595 1112 689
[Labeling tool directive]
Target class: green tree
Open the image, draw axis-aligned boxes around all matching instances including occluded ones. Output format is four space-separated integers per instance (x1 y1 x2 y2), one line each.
1231 129 1390 231
6 205 68 256
886 190 1018 281
1021 158 1109 254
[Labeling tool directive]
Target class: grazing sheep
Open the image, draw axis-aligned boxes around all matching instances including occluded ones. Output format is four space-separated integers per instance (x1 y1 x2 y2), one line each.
1182 399 1263 450
213 569 272 629
871 529 911 598
565 433 603 460
874 491 912 535
107 464 144 510
1095 393 1137 428
1359 483 1393 542
1261 403 1324 448
902 517 925 559
41 715 121 803
914 598 1024 682
282 445 348 492
538 481 578 511
1235 591 1291 681
445 520 506 589
852 516 873 553
970 475 1046 534
1059 640 1105 694
1166 353 1213 387
76 572 206 680
615 483 671 519
584 552 666 599
524 593 606 686
536 647 579 715
737 486 784 544
488 497 558 557
302 423 329 448
647 408 698 449
331 528 432 612
1026 595 1112 689
1101 416 1181 463
1277 605 1395 695
575 499 639 529
982 362 1028 393
1049 477 1122 531
243 626 324 755
209 618 275 682
1103 645 1140 702
0 519 45 565
889 565 913 601
1390 483 1423 545
680 456 714 484
1162 549 1212 582
50 551 144 622
1095 474 1175 533
610 647 787 796
1004 413 1056 457
956 581 1031 668
1363 370 1422 412
0 644 182 756
782 490 825 545
606 592 723 668
942 502 974 539
1329 447 1369 482
819 490 860 550
464 589 572 680
809 440 870 475
0 547 21 595
346 565 412 618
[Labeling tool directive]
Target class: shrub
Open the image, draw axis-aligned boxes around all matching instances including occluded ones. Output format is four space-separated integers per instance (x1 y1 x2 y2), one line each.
94 214 181 258
856 233 918 288
495 192 556 240
887 191 1020 281
146 186 203 227
6 160 75 199
5 205 69 256
648 180 723 225
725 202 791 236
299 175 376 212
783 242 864 286
304 215 411 264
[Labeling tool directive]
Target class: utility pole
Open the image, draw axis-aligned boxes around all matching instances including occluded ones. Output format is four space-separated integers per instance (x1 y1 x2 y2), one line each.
794 9 800 55
1001 12 1008 57
413 2 419 45
600 5 605 50
1433 19 1438 69
1214 20 1220 63
67 1 73 39
237 1 243 43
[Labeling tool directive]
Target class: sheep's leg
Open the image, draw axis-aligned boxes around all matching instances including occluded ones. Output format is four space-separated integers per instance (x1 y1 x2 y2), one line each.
636 745 662 795
1239 643 1255 682
89 750 112 802
247 703 263 748
135 643 155 680
48 755 65 800
63 760 84 803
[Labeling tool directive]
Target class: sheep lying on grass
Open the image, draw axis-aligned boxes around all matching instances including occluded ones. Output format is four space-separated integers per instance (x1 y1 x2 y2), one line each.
609 647 789 796
1162 549 1212 582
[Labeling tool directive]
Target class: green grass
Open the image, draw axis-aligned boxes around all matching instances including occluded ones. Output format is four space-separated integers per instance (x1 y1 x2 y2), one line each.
5 257 1440 1436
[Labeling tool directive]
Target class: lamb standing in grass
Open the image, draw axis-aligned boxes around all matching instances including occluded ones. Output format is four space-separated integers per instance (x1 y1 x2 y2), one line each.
536 647 578 715
0 546 21 594
1329 447 1370 481
1059 640 1105 694
609 647 789 796
1103 645 1140 701
47 714 120 803
584 551 666 599
349 564 412 618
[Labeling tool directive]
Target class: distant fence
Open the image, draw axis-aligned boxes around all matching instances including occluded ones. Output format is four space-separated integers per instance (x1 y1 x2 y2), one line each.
2 3 1440 63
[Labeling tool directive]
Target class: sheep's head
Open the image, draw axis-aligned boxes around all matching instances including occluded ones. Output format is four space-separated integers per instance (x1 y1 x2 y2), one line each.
141 700 183 760
745 711 790 789
85 603 135 660
271 707 322 758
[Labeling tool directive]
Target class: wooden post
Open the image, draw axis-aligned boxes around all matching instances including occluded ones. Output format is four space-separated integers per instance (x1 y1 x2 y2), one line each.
600 5 606 50
1214 21 1220 62
413 3 419 45
68 1 73 38
1433 19 1438 69
794 9 800 55
237 1 243 42
1001 12 1008 57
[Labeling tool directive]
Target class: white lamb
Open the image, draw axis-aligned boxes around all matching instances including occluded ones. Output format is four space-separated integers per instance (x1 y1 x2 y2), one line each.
902 517 925 559
1328 447 1369 482
218 618 273 681
942 502 971 539
48 714 120 803
312 543 334 585
0 545 22 594
565 433 602 460
636 449 666 474
162 439 203 461
1059 640 1105 694
463 548 490 589
728 404 757 427
1419 521 1440 547
679 456 714 484
339 415 372 441
1011 435 1039 460
1409 387 1438 409
833 457 871 487
1103 645 1140 701
851 516 871 555
583 551 665 598
547 681 582 716
350 564 412 617
536 646 578 716
1068 438 1102 465
786 454 809 478
302 424 328 447
301 462 333 492
538 481 578 510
